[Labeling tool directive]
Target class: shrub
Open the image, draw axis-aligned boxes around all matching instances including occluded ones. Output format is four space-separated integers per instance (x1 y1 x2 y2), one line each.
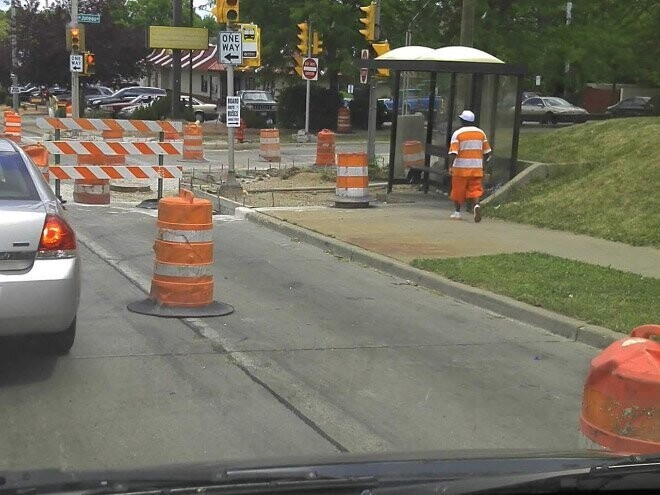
349 86 387 129
277 84 341 131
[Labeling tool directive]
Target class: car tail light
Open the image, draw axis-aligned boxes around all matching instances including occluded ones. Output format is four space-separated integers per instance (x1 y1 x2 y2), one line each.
37 214 76 258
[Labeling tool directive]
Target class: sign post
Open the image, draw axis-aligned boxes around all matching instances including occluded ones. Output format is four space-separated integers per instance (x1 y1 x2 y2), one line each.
219 30 243 187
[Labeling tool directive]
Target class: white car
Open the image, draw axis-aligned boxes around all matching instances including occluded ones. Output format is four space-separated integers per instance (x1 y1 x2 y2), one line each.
0 139 80 354
180 96 218 122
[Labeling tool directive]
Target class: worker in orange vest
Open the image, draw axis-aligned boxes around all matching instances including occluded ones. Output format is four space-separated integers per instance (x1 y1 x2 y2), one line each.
447 110 492 223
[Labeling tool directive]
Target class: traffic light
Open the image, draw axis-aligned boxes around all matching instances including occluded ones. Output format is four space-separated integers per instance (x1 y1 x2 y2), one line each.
372 41 390 77
312 31 323 56
83 52 95 75
359 2 376 42
292 52 303 77
70 27 81 52
212 0 239 23
297 22 309 55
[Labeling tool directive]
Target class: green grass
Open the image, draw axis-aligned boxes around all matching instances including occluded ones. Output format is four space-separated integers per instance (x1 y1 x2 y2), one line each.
411 252 660 333
487 118 660 247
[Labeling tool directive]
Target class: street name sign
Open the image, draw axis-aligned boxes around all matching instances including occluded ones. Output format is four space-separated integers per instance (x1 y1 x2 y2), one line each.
78 13 100 24
226 96 241 127
302 57 318 81
70 54 84 73
219 31 243 65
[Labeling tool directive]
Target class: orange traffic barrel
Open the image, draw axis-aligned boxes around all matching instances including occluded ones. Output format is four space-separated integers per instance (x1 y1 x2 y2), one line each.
66 104 73 117
315 129 336 167
235 118 246 143
334 152 369 208
580 324 660 454
259 128 280 162
182 122 205 161
402 140 424 169
22 144 50 183
336 107 352 134
127 189 233 318
4 111 21 143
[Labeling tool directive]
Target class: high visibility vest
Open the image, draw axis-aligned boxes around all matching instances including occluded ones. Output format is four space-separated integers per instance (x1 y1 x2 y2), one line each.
448 126 491 177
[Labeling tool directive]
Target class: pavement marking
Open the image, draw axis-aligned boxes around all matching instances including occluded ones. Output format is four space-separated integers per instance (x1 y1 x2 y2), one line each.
75 229 393 454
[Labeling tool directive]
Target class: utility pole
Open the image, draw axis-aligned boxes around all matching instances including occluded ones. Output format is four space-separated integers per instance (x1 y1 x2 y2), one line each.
459 0 475 47
188 0 193 109
172 0 182 119
10 0 18 112
366 0 380 166
304 19 311 136
71 0 80 118
402 0 433 116
564 1 572 99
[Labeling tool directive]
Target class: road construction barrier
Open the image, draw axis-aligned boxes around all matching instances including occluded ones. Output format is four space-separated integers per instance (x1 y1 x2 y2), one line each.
22 144 49 182
402 140 425 169
182 122 205 161
37 117 184 204
235 118 246 143
580 324 660 454
259 128 280 162
4 111 21 143
334 152 369 208
127 189 234 318
315 129 336 167
337 107 351 134
74 129 126 205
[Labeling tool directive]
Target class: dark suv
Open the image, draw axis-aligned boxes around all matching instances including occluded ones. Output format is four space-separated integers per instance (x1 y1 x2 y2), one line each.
237 90 277 125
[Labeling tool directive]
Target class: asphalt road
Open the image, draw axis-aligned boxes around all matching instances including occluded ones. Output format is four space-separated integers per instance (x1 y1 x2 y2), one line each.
0 201 599 472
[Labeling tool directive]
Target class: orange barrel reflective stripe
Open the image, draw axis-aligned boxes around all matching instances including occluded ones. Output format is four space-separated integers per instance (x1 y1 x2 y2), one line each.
127 189 233 318
4 111 21 142
259 128 280 162
336 107 351 134
315 129 336 167
182 123 204 161
335 152 369 208
22 144 50 182
579 324 660 454
402 140 424 169
235 118 246 143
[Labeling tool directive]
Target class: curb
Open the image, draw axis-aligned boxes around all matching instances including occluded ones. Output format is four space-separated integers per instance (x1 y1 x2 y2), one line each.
193 187 622 349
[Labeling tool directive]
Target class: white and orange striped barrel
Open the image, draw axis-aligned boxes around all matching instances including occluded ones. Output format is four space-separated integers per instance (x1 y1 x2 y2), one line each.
402 140 424 169
336 107 352 134
335 152 369 207
4 111 21 143
182 122 204 161
259 128 280 162
22 144 49 183
150 189 215 308
315 129 336 167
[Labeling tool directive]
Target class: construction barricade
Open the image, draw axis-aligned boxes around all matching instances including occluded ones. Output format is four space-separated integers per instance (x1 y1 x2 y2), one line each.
3 111 21 143
579 324 660 454
336 107 352 134
259 128 280 162
334 152 369 208
181 122 205 162
22 144 49 182
315 129 336 167
36 117 184 205
127 189 234 318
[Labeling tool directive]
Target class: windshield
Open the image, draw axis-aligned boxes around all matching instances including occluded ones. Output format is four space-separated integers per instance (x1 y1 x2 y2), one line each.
2 0 658 484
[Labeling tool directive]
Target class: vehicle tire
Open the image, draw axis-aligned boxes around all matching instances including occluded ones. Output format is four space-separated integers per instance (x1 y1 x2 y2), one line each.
542 112 557 125
38 317 76 355
195 111 204 123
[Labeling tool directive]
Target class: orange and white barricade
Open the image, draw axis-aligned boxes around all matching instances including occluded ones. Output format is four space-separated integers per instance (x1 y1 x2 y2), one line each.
181 122 205 161
315 129 336 167
4 111 21 143
74 129 126 204
334 152 369 207
127 189 234 318
259 128 280 162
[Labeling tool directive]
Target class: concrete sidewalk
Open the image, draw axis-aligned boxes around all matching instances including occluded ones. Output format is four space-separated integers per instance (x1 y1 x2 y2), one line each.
254 191 660 279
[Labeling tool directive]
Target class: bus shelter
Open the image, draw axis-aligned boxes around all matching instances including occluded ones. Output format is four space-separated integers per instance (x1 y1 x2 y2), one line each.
361 46 526 194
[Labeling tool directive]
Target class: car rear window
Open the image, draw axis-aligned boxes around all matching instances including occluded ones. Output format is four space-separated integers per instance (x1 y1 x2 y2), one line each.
0 152 40 200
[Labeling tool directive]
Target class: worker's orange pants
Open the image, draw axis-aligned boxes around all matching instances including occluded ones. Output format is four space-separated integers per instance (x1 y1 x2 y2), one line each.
450 176 483 203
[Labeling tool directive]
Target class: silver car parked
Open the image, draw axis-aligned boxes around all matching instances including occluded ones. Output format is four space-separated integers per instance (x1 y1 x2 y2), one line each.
0 139 80 354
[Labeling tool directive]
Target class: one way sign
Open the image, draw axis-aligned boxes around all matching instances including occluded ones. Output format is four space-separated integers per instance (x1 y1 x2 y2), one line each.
219 31 242 65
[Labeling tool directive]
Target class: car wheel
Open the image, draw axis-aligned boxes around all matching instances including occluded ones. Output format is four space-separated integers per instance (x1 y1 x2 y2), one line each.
38 317 76 355
195 111 204 123
542 112 557 125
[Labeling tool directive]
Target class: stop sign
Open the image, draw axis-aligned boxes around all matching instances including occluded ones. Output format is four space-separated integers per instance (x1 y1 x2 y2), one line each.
302 57 318 81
